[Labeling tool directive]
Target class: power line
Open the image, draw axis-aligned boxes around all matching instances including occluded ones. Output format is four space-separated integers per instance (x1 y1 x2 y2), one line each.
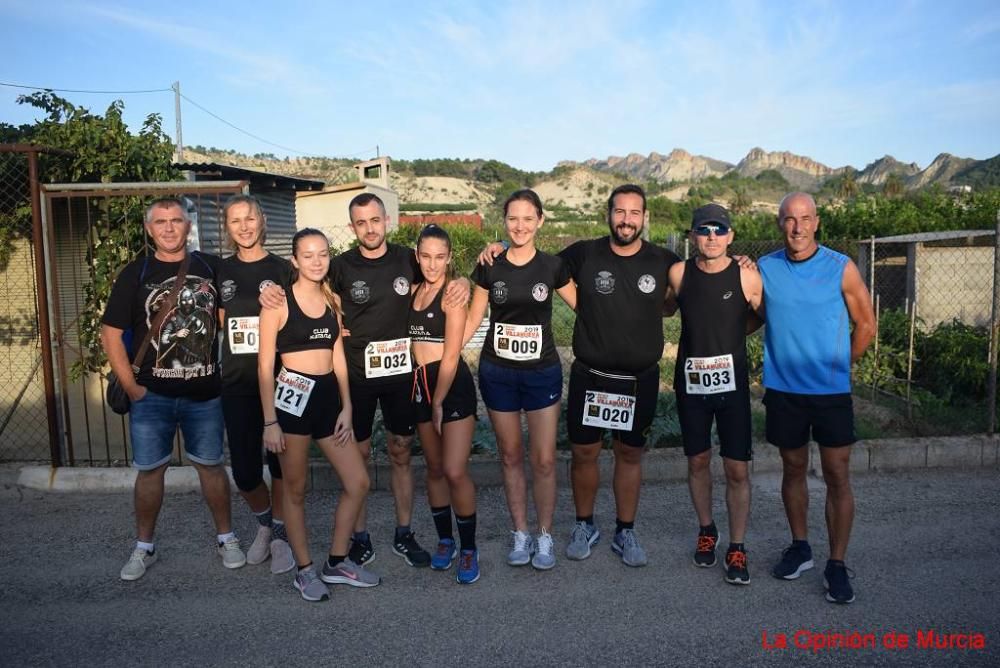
0 81 171 94
179 92 309 156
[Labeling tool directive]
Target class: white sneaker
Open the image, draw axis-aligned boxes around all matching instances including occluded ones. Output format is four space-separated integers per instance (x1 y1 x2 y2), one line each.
120 547 157 581
532 531 556 570
246 525 272 565
218 535 247 569
270 538 295 574
507 530 534 566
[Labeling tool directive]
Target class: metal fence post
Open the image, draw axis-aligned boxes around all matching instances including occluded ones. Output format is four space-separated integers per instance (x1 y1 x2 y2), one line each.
988 209 1000 434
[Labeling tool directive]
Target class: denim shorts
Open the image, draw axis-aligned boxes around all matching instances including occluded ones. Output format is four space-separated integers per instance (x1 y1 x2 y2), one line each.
478 358 562 412
129 390 225 470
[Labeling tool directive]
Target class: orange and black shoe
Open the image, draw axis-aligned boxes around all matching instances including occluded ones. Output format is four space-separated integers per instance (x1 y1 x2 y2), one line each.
725 546 750 585
693 527 719 568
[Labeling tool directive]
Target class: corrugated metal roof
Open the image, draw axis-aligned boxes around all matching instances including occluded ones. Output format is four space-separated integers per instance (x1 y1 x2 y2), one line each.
174 162 324 191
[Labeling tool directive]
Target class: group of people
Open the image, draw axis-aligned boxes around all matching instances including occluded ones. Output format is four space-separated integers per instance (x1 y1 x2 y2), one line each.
101 182 874 605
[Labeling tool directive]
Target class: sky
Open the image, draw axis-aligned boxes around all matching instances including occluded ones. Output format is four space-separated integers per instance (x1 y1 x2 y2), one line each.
2 0 999 172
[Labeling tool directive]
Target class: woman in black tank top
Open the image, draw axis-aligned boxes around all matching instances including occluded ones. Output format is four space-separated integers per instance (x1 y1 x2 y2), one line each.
258 229 379 600
410 225 480 584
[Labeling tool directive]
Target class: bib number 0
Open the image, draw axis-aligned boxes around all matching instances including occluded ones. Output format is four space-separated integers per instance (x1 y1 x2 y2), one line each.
274 368 315 418
364 337 412 379
494 323 542 361
581 390 636 431
684 354 736 395
228 316 259 354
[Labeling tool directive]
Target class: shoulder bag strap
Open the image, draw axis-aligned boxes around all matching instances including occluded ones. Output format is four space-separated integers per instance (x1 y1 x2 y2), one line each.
130 253 192 375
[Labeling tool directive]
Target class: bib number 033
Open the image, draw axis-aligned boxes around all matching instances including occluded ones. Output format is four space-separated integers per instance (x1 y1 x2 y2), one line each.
684 354 736 395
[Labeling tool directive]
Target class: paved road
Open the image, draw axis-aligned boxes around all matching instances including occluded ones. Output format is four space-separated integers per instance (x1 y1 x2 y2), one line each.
2 467 997 667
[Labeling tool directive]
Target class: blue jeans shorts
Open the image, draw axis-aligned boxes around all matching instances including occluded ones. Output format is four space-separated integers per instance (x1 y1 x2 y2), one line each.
478 358 562 413
129 390 225 470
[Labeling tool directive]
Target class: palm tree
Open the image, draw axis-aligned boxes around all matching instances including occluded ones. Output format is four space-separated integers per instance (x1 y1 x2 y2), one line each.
883 172 905 198
838 170 859 199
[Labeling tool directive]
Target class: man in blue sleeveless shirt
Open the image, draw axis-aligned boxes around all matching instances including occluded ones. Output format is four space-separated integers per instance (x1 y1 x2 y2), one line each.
758 192 875 604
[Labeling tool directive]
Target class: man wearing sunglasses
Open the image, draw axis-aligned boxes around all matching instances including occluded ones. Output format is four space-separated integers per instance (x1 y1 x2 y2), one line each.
759 192 875 604
668 203 763 586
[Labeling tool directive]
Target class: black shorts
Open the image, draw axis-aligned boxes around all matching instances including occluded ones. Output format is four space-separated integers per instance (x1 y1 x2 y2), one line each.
677 390 752 461
412 359 477 424
763 388 856 449
222 394 282 492
566 360 659 448
349 375 417 442
275 368 340 440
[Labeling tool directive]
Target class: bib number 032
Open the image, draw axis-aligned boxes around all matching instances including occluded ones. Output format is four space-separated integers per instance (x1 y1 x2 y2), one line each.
364 337 412 379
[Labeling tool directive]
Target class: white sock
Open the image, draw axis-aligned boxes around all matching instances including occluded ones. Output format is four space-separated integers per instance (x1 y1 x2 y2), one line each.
136 540 155 553
217 532 236 545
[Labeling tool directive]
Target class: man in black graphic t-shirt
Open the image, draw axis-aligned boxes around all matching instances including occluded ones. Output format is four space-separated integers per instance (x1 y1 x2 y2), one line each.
101 197 244 582
559 185 680 568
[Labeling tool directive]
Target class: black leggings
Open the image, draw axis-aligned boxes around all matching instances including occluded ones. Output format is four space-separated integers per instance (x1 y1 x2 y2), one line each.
222 394 282 492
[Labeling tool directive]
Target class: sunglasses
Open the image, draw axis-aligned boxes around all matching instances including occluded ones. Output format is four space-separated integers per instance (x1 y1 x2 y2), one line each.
693 223 730 236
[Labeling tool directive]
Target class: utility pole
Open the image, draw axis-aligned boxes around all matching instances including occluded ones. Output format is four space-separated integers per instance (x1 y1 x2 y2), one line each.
172 81 184 162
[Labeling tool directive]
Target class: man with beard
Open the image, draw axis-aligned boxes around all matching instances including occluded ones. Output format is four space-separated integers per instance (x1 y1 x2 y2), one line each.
558 185 680 566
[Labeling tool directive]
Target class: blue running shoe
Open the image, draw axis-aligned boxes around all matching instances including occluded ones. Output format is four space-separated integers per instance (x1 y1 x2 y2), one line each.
456 549 480 584
431 538 458 570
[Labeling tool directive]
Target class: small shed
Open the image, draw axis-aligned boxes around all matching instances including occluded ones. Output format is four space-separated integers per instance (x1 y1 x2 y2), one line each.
174 162 324 256
857 230 995 327
295 157 400 251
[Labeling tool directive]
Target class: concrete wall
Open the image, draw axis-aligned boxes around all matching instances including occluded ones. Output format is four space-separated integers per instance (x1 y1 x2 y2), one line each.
295 183 399 252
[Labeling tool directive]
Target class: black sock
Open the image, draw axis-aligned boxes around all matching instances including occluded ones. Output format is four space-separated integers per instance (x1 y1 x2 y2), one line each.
272 520 288 542
297 561 313 572
728 542 745 553
431 505 454 540
699 522 718 536
327 554 347 568
615 518 634 534
395 525 412 541
792 539 811 551
576 515 594 526
254 506 273 527
352 530 370 544
456 513 477 551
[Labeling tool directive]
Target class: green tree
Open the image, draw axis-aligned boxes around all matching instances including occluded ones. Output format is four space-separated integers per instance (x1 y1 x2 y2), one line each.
883 172 905 198
838 170 859 199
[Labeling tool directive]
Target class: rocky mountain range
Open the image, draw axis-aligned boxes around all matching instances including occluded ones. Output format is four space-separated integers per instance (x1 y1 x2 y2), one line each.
564 147 997 191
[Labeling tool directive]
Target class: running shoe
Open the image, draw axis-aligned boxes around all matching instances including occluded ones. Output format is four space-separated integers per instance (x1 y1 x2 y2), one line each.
431 538 458 570
246 525 272 565
120 547 156 581
293 567 330 602
269 539 295 574
320 558 381 588
456 549 480 584
565 522 600 561
771 542 814 580
348 537 375 566
218 535 247 570
611 528 648 567
725 547 750 585
824 560 856 604
392 531 431 568
694 528 719 568
507 530 534 567
531 531 556 571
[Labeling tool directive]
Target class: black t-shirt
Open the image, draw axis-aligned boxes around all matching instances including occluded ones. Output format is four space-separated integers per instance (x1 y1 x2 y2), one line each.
559 238 679 374
102 251 222 400
674 259 749 396
470 249 570 369
217 253 292 395
329 243 421 384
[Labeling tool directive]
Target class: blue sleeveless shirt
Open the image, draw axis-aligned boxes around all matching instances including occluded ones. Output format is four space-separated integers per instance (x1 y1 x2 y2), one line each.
759 245 851 394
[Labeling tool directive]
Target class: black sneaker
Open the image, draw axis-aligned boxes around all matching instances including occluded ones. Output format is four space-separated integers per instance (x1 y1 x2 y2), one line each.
348 537 375 566
771 542 814 580
693 529 719 568
392 531 431 568
725 547 750 585
824 560 855 604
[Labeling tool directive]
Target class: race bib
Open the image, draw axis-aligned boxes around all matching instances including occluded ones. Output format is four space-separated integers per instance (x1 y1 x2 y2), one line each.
684 354 736 395
364 337 412 379
227 316 259 354
493 323 542 361
274 368 315 417
581 390 636 431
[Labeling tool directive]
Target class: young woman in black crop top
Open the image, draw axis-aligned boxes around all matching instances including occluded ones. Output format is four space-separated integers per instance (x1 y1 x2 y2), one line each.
258 229 379 601
409 225 480 584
